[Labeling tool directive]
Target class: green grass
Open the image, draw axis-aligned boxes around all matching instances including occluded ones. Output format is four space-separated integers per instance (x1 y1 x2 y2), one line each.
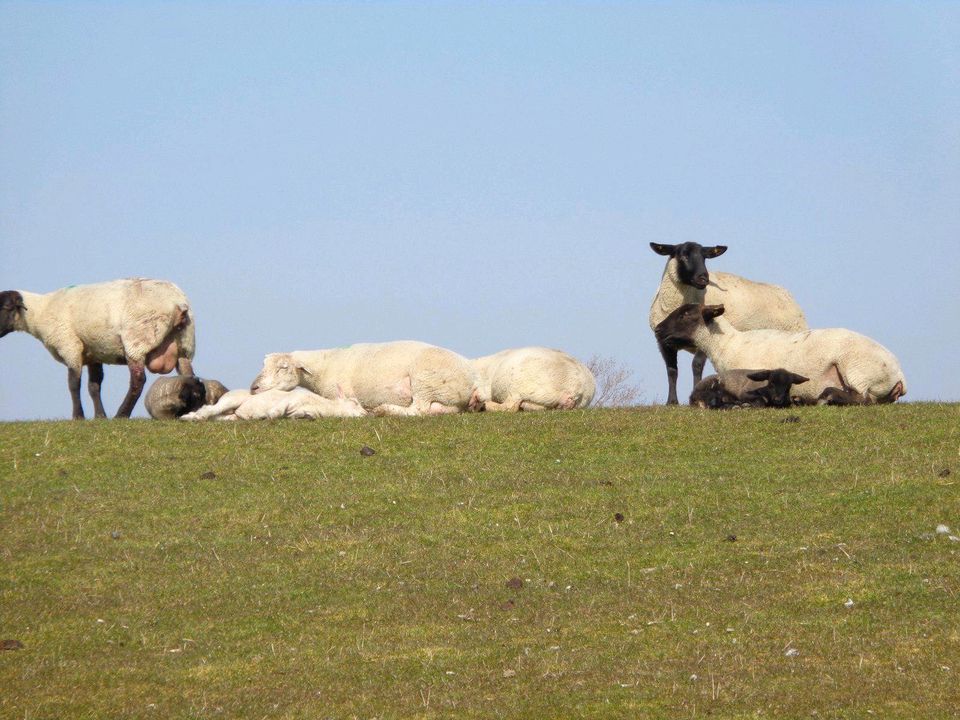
1 404 958 719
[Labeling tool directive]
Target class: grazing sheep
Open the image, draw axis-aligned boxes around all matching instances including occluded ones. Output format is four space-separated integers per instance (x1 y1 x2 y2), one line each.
144 376 229 420
180 388 367 420
0 279 196 418
471 347 596 411
250 341 479 416
656 304 906 404
689 368 810 409
648 242 807 404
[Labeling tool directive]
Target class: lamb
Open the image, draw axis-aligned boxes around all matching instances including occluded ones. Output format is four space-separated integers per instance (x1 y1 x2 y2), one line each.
250 340 479 416
471 347 596 411
144 376 229 420
689 368 810 409
0 279 196 418
656 304 906 404
648 242 808 404
180 388 367 421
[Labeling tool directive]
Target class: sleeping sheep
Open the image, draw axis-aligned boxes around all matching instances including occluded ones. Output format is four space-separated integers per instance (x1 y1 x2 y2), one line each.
180 388 367 420
471 347 596 411
648 242 807 404
0 278 196 418
144 376 229 420
250 340 479 416
689 368 810 409
656 304 906 404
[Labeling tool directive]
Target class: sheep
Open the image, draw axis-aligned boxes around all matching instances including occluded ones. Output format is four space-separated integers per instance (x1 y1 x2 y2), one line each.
250 340 479 416
0 279 196 418
180 388 367 421
471 347 596 411
648 242 807 404
144 376 229 420
689 368 810 409
656 304 906 404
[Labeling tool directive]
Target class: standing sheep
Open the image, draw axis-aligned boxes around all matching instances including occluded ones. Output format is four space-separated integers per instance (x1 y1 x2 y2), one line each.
144 376 229 420
0 279 196 418
656 304 906 404
648 242 807 404
250 340 479 416
471 347 596 411
180 388 367 421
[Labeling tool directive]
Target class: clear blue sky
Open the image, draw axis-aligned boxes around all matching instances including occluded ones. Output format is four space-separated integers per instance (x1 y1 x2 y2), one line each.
2 2 958 419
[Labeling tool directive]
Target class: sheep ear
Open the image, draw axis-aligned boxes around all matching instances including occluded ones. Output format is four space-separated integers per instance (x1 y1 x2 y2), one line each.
789 373 810 385
649 242 676 257
702 245 728 258
295 361 312 376
701 304 725 322
747 370 771 382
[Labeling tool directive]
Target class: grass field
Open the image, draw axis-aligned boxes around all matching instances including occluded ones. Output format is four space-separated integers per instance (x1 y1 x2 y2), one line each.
1 404 958 719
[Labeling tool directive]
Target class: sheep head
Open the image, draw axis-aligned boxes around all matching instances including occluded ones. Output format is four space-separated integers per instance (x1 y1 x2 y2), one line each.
0 291 26 338
655 303 725 350
650 242 727 289
251 353 305 394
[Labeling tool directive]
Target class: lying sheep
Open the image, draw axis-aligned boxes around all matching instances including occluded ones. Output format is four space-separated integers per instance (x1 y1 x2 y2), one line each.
180 388 367 420
648 242 807 404
0 279 196 418
656 304 906 404
144 376 229 419
250 340 479 416
689 368 810 409
471 347 596 411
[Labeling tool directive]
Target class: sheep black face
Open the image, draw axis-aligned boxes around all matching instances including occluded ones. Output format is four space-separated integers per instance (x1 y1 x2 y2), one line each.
743 369 810 408
655 303 725 351
176 377 207 417
650 242 728 290
0 291 26 338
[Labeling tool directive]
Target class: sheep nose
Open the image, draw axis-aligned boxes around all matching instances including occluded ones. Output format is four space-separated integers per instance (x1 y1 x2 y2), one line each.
694 273 709 287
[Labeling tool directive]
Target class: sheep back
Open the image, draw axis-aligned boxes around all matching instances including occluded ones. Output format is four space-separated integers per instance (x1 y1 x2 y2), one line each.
473 347 596 410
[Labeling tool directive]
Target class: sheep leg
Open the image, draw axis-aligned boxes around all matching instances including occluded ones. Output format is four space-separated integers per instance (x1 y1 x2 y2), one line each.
427 401 462 415
67 367 85 420
176 357 195 376
115 361 146 418
691 351 708 384
518 400 550 411
86 362 107 418
483 400 518 412
658 342 680 405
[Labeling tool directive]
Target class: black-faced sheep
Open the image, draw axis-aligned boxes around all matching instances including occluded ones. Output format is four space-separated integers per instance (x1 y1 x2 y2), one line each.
0 279 196 418
689 369 810 409
656 304 906 404
648 242 807 405
144 376 229 420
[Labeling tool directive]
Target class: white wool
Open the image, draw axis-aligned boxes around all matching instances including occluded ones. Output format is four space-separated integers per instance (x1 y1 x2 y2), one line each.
181 388 367 420
14 278 195 372
251 340 477 416
649 259 807 333
471 347 595 411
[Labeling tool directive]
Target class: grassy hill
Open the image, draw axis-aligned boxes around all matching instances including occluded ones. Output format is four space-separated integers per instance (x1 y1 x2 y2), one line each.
1 404 958 719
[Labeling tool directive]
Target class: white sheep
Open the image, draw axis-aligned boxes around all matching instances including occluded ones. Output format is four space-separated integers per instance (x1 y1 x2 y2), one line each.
0 279 196 418
471 347 596 411
180 388 367 420
250 340 479 416
144 376 229 420
656 304 906 404
648 242 807 404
